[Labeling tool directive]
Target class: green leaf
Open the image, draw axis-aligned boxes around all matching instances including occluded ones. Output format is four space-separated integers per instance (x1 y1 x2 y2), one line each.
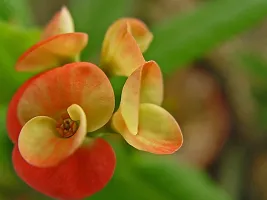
69 0 134 62
9 0 34 26
0 1 12 21
134 153 232 200
0 22 40 104
0 0 33 26
240 53 267 79
87 140 232 200
145 0 267 74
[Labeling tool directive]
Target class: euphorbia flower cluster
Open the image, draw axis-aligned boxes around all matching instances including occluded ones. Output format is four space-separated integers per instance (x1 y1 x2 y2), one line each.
6 6 183 200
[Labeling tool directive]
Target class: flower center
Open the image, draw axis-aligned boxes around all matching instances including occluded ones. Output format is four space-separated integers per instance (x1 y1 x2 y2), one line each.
56 113 79 138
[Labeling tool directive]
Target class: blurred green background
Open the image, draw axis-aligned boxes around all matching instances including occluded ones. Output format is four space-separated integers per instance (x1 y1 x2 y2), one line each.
1 0 267 199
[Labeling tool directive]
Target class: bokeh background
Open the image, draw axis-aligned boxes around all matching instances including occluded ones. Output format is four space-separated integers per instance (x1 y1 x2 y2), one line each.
0 0 267 199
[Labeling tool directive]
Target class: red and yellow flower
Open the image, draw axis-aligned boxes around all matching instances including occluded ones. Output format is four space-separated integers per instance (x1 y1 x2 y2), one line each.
6 6 183 200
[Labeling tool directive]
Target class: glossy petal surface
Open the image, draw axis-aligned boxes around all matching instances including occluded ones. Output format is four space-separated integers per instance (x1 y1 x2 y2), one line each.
16 33 88 72
18 104 87 167
120 61 163 134
112 103 183 154
7 74 42 143
101 18 153 76
42 6 74 39
17 62 114 132
13 139 116 199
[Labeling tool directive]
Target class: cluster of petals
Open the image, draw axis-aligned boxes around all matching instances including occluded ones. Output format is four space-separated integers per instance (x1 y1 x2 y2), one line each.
6 6 183 200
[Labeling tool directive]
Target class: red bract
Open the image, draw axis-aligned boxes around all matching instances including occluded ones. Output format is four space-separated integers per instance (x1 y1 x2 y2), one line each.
7 62 116 199
13 139 115 199
7 74 42 143
6 7 116 199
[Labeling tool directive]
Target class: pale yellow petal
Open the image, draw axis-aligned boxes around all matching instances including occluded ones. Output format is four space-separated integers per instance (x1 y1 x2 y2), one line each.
18 104 87 167
42 6 74 39
120 61 163 135
112 103 183 154
100 18 153 77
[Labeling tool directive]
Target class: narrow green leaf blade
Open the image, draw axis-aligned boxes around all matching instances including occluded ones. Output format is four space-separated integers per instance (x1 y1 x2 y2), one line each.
87 141 232 200
135 154 232 200
145 0 267 74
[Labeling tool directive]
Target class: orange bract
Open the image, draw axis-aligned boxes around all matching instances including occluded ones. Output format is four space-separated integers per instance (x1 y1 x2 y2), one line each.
42 6 74 39
16 33 88 72
17 62 114 133
112 61 183 154
121 18 153 52
113 105 183 154
100 18 153 77
120 61 163 135
16 62 114 167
